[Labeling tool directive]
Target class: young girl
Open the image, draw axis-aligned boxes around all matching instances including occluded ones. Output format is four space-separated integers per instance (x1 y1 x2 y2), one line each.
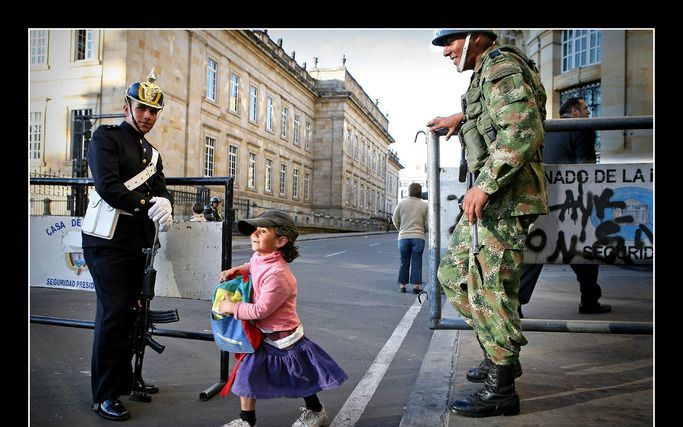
216 210 347 427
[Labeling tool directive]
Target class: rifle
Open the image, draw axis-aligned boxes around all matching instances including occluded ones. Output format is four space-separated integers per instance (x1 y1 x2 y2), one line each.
130 222 180 403
454 132 480 256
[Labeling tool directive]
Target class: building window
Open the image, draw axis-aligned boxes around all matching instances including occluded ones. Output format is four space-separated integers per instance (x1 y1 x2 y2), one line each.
345 177 352 205
204 136 215 176
29 112 42 161
305 173 311 201
266 97 274 131
354 134 359 160
366 188 370 211
292 168 299 199
305 121 312 150
71 108 92 161
372 148 377 173
353 180 358 206
229 73 240 113
265 159 273 193
279 163 287 196
281 106 289 138
248 152 256 189
228 145 238 179
346 128 352 155
74 30 95 61
206 57 217 102
560 82 602 160
361 141 365 164
30 30 47 66
561 30 602 73
249 85 258 122
293 114 301 146
360 184 365 208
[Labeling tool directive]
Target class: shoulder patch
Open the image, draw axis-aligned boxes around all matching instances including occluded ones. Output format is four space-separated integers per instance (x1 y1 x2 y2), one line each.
489 48 502 59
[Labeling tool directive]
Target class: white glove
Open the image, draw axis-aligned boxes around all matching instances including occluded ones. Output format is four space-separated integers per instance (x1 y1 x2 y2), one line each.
148 197 173 231
158 213 173 232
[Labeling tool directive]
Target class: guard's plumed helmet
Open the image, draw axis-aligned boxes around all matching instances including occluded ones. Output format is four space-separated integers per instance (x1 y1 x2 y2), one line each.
432 29 497 47
125 68 165 110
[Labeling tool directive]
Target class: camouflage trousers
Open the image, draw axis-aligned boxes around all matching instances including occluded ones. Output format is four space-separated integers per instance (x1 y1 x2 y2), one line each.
437 213 536 365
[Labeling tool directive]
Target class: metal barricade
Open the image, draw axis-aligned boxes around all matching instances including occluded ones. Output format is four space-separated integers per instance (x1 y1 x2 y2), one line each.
424 115 653 334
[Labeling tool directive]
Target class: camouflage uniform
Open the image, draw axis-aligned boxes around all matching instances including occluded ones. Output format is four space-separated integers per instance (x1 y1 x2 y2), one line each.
437 44 548 365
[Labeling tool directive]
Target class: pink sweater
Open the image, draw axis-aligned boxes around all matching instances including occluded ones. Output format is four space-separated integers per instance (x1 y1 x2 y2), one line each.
233 251 301 332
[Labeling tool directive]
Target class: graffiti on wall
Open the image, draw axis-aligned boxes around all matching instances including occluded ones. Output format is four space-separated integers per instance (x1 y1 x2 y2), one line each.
440 164 653 264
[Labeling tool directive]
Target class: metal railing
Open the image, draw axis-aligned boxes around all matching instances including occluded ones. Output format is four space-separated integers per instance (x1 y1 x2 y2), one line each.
425 115 653 334
29 176 235 400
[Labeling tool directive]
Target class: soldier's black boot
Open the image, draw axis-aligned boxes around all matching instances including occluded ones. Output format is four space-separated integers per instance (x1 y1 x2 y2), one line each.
466 338 522 383
467 357 523 382
451 363 520 417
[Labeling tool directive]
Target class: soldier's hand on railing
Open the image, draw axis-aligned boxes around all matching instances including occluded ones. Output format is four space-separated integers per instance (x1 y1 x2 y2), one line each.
426 113 464 141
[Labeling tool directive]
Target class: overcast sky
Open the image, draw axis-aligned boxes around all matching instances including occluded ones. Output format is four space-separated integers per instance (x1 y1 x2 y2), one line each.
266 29 472 170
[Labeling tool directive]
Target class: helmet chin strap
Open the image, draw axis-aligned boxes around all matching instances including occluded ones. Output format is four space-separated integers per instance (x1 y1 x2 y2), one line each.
126 98 146 135
457 33 472 73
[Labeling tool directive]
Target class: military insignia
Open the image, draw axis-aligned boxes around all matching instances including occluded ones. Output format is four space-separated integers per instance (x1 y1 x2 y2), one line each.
66 252 88 275
501 76 513 93
138 81 162 105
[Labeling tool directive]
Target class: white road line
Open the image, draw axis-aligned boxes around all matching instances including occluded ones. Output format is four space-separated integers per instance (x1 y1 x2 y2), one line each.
368 243 380 247
330 299 424 427
325 250 347 257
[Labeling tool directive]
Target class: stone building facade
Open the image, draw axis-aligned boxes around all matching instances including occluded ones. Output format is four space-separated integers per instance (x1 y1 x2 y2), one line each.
29 29 397 230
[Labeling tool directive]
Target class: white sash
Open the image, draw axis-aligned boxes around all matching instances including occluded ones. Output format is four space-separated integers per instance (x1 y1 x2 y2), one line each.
82 148 159 239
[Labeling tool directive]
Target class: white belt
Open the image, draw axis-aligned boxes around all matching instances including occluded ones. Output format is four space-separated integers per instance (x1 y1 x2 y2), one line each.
119 148 159 217
263 324 304 349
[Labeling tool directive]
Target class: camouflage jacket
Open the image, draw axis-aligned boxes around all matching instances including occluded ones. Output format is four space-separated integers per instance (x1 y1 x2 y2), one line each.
469 44 549 218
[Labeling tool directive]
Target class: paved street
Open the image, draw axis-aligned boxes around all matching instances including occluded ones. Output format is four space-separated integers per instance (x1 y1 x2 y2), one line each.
28 231 654 427
30 232 435 427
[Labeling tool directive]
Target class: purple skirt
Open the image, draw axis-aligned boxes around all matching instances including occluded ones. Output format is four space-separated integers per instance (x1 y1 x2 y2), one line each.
231 336 348 399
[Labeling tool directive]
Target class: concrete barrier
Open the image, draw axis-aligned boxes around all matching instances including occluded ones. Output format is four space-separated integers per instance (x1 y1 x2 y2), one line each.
29 217 223 299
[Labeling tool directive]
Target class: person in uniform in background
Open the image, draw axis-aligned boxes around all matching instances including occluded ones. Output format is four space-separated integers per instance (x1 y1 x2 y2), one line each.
427 29 548 417
82 70 173 421
210 196 223 222
518 97 611 316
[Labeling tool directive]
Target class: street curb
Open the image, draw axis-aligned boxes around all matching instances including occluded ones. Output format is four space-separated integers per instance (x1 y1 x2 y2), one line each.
399 301 459 427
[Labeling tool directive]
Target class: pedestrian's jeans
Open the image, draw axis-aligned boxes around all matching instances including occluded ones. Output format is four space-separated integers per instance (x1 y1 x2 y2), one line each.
398 238 425 285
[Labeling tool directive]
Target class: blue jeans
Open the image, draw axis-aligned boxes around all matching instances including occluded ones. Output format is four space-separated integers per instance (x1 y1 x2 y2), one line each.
398 238 425 285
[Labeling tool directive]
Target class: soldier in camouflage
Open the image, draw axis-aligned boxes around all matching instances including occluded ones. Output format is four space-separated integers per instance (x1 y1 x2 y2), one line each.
427 29 548 418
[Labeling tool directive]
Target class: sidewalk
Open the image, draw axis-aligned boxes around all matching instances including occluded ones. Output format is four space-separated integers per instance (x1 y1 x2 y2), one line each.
400 263 653 427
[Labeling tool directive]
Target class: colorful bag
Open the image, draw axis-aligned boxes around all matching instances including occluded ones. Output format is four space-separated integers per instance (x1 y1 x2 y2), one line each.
210 273 263 354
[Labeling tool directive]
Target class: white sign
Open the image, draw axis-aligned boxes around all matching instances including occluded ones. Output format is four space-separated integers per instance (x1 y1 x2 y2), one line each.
439 163 653 264
29 217 224 299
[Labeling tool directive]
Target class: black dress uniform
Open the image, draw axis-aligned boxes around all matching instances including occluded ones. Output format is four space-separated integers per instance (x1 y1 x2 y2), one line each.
82 120 173 406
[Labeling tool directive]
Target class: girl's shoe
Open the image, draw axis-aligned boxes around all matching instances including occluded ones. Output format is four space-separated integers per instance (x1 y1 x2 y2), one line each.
292 405 329 427
221 419 253 427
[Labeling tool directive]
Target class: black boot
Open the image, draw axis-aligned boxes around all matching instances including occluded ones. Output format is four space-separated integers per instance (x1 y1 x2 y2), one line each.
451 363 520 417
466 357 522 383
